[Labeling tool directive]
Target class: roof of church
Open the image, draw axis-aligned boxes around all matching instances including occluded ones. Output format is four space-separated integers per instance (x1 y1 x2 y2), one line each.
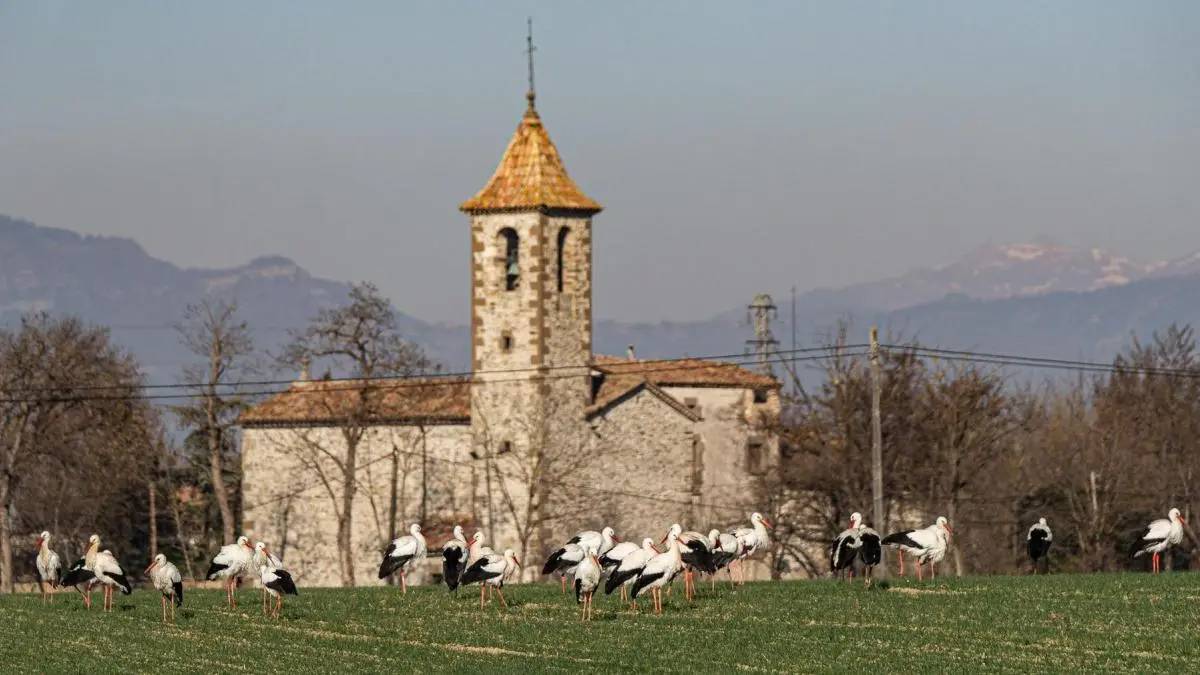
459 93 603 215
586 355 780 419
586 374 701 420
591 355 781 389
237 358 778 427
237 377 471 427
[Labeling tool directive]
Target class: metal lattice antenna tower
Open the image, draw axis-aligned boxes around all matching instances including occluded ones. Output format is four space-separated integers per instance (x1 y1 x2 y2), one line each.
746 294 779 376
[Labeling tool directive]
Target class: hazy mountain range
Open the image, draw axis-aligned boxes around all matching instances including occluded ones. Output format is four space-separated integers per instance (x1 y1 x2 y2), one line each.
4 214 1200 387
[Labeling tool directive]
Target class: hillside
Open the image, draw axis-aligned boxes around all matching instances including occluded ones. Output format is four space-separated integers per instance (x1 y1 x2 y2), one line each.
0 215 466 381
4 214 1200 386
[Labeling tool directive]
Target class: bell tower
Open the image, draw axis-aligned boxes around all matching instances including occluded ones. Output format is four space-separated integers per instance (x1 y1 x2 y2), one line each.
459 27 601 466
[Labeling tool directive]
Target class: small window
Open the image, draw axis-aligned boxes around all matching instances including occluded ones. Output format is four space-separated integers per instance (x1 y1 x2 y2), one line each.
753 388 768 404
499 441 513 455
556 227 570 293
684 397 700 415
501 332 513 352
499 228 520 291
746 439 765 475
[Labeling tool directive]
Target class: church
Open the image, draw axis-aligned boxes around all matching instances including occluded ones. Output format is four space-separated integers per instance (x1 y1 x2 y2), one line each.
237 82 782 587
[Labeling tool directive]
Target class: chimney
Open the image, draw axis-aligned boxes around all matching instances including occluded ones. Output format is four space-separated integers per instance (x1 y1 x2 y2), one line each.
298 358 311 382
626 344 636 361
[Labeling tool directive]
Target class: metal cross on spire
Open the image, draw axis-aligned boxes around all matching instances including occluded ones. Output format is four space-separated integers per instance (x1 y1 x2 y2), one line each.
524 17 537 105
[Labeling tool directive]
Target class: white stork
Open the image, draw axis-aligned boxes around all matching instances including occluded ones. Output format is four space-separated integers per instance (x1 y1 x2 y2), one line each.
573 547 602 622
378 523 428 593
468 531 493 565
830 513 863 581
468 531 497 602
205 535 255 607
145 553 183 623
708 529 742 590
666 523 717 600
547 527 618 593
857 518 883 586
92 549 133 612
597 538 640 573
461 548 521 610
1027 517 1053 574
253 541 283 613
603 537 660 607
441 525 469 594
630 530 683 615
731 512 773 585
882 516 951 580
60 535 131 612
542 543 586 592
1133 507 1186 574
34 531 62 603
60 534 102 609
258 543 298 619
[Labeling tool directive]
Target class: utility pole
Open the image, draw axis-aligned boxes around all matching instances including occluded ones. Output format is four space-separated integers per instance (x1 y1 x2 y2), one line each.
869 325 887 575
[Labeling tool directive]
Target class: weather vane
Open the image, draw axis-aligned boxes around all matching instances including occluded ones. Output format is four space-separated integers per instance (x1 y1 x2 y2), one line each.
525 17 536 101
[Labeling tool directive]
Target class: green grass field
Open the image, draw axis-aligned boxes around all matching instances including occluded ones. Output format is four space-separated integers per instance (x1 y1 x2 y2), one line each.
1 572 1197 673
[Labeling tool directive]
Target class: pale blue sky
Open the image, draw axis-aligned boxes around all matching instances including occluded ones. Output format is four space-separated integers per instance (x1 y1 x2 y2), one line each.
1 1 1197 323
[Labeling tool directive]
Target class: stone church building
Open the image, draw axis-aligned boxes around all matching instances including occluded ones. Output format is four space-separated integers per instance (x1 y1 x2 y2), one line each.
237 87 782 587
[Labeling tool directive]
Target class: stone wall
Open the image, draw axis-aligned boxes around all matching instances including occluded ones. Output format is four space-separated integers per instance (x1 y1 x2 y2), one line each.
585 387 695 544
660 385 781 581
241 423 473 588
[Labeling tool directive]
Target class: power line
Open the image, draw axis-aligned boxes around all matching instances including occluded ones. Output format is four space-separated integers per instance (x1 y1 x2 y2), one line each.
0 343 856 398
887 344 1200 379
0 346 857 405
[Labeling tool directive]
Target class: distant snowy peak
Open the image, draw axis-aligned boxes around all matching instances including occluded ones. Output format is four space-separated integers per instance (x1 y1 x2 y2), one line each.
944 241 1164 292
804 240 1199 313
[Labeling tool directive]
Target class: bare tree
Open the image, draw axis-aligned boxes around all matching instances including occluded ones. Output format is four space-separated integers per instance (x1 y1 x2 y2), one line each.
918 361 1020 576
278 282 435 586
0 313 151 593
170 298 257 545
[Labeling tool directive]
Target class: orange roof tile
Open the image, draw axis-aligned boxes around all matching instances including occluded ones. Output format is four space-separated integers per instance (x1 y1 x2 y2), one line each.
237 378 471 427
591 355 781 389
460 93 602 214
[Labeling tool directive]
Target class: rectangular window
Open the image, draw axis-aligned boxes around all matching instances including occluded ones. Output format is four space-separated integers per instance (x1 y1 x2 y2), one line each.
499 440 513 455
746 439 765 475
753 388 768 404
684 397 700 416
501 332 513 352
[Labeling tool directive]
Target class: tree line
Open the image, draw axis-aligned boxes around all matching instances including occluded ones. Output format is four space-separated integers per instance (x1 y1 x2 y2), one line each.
765 320 1200 578
0 281 437 592
3 285 1200 591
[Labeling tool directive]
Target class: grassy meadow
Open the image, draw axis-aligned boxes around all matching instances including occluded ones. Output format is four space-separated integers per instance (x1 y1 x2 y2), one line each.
1 572 1197 673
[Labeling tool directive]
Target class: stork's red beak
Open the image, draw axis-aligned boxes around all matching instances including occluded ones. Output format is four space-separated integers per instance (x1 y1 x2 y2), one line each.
762 518 773 529
513 556 521 567
660 534 668 544
1180 517 1187 525
33 538 42 553
611 534 620 543
244 541 254 549
144 562 156 574
652 544 661 553
945 523 953 533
